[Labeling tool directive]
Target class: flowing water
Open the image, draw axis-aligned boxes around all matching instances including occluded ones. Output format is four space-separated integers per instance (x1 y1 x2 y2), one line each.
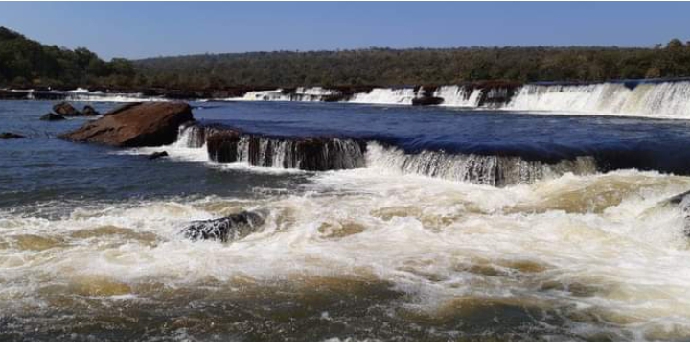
3 100 690 341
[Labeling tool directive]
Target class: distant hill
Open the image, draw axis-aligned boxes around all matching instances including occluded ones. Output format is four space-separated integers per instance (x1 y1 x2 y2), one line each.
0 26 135 90
2 26 689 92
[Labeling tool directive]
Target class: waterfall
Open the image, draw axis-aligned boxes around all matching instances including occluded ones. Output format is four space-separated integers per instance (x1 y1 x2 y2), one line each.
200 126 367 171
64 90 164 102
365 142 597 186
172 125 601 185
236 88 336 102
506 81 690 117
432 85 483 107
172 124 206 148
347 88 419 105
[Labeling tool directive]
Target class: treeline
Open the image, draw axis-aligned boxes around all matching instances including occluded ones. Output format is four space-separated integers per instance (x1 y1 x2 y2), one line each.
134 41 690 91
0 27 136 90
2 25 690 92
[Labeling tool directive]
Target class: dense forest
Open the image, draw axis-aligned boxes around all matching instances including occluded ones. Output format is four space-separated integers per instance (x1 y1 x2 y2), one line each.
1 26 690 93
0 27 137 90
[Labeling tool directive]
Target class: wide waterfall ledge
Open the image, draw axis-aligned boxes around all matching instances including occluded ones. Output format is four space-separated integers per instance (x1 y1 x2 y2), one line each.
169 123 690 186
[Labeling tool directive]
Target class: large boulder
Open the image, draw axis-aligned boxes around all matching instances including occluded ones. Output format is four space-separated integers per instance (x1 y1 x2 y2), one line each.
53 101 81 116
59 102 194 147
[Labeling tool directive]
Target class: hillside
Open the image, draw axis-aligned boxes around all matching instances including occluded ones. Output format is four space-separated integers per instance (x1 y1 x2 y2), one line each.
2 26 690 92
133 42 690 91
0 26 136 90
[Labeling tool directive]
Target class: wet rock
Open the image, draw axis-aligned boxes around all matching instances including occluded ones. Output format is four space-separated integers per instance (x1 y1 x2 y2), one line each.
148 151 169 160
106 102 143 116
660 189 690 206
205 127 367 171
53 101 81 116
412 96 444 106
82 105 99 116
659 189 690 236
0 132 24 139
39 113 65 121
182 209 267 242
206 129 242 163
59 102 194 147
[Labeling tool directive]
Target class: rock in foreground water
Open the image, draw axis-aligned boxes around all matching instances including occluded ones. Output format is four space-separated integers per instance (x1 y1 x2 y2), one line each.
82 105 100 116
0 132 24 139
182 210 267 242
53 101 81 116
40 113 65 121
148 151 169 160
59 102 194 147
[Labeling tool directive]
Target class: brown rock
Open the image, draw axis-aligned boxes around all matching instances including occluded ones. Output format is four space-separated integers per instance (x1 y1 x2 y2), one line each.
53 101 81 116
59 102 194 147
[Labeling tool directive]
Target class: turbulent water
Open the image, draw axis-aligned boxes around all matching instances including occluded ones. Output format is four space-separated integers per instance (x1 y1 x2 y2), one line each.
4 100 690 341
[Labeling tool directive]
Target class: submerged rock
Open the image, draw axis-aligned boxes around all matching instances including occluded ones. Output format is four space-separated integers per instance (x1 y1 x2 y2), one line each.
182 209 267 242
659 189 690 236
148 151 169 160
39 113 65 121
82 105 99 116
59 102 194 147
53 101 81 116
0 132 24 139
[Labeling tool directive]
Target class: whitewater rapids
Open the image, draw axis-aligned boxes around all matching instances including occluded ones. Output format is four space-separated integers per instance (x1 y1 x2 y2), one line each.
4 126 690 340
3 165 690 340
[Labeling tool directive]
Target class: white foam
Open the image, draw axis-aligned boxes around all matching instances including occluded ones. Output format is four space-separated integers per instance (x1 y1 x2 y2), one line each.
347 88 418 105
507 81 690 118
433 85 482 107
3 167 690 338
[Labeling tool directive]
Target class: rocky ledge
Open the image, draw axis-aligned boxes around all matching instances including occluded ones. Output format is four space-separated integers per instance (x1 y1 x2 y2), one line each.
199 125 367 171
59 102 194 147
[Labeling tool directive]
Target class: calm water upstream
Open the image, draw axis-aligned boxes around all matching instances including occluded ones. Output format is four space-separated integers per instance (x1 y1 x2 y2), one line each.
3 100 690 341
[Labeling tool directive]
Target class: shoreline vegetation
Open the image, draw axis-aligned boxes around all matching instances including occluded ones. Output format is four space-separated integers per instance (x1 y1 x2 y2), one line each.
2 26 690 98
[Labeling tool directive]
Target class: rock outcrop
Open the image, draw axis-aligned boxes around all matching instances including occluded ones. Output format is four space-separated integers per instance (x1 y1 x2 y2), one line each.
204 127 367 171
53 101 81 116
40 113 65 121
0 132 24 139
82 105 99 116
182 209 268 242
59 102 193 147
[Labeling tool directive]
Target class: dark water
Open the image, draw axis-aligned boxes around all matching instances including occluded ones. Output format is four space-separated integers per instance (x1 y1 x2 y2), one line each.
199 101 690 170
0 101 309 212
3 100 690 341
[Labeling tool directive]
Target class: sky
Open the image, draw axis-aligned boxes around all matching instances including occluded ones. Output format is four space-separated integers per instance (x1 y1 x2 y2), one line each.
0 2 689 60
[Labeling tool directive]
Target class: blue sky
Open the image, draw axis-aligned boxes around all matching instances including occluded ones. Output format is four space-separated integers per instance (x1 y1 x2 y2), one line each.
0 2 688 60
